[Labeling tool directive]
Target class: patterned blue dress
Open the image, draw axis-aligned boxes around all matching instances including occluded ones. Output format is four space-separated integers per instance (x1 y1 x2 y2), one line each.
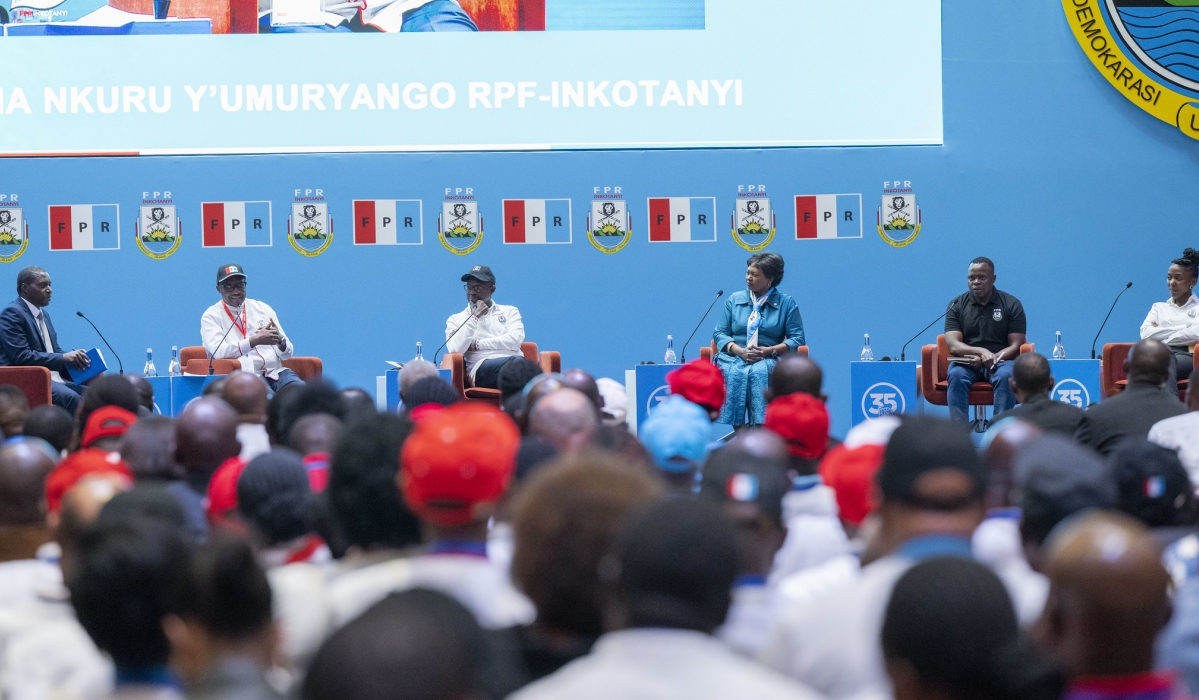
713 288 805 426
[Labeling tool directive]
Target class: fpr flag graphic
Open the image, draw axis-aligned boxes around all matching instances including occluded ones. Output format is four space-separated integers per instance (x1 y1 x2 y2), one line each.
503 199 572 244
648 198 716 242
353 200 422 245
795 195 862 239
48 205 120 250
201 202 273 247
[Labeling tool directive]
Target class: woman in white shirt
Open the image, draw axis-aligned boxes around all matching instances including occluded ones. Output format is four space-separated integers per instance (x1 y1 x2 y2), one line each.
1141 248 1199 389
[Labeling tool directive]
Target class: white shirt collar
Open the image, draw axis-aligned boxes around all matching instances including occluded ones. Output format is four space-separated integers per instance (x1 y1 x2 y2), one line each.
1168 293 1199 310
21 297 42 319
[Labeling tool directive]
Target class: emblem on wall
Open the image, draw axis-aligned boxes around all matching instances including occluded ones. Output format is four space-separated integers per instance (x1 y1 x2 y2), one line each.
1063 0 1199 141
288 192 333 257
877 182 921 248
438 190 483 255
0 199 28 264
731 186 775 252
587 187 630 254
136 192 181 260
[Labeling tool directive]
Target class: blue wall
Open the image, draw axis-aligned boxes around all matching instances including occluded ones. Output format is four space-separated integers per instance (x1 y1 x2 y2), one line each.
2 0 1195 434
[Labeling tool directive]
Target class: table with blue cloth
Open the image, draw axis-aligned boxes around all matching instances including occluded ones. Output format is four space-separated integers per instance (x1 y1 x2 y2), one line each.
712 289 805 426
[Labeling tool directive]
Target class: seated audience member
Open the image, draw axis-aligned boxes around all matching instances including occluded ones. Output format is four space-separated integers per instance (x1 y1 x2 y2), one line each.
24 404 74 456
1110 440 1196 534
504 453 663 683
992 352 1084 436
120 415 183 483
762 416 989 700
163 535 282 700
222 372 271 463
589 424 651 469
528 388 598 456
0 385 29 438
45 448 133 519
237 451 327 567
80 406 136 453
202 263 301 395
499 358 543 420
1016 435 1117 574
1038 513 1177 699
1149 382 1199 486
0 266 92 414
124 374 155 416
303 590 492 700
72 375 142 451
666 360 726 421
517 374 567 434
595 377 627 427
395 403 534 628
883 558 1063 700
444 265 526 390
202 377 228 397
764 353 827 403
288 413 340 492
400 376 459 418
206 458 248 533
942 257 1027 423
0 440 55 564
1076 338 1186 454
397 359 438 410
273 382 346 448
764 391 831 476
339 388 376 423
561 368 604 415
638 395 712 495
1140 247 1199 390
172 398 242 540
511 499 822 700
68 518 192 700
699 450 791 657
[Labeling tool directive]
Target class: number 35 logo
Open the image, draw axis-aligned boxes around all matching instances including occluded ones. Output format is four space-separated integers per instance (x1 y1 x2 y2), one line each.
1052 379 1091 409
862 382 906 419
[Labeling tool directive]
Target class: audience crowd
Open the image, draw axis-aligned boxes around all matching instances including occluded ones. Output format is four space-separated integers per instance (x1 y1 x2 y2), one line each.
1 336 1198 700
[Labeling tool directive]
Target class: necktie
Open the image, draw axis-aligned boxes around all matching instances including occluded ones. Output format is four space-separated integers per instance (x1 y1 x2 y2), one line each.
36 313 64 383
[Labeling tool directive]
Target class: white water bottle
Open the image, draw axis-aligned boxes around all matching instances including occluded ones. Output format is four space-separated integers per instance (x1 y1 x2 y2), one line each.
143 348 158 377
414 341 423 362
1052 331 1066 360
664 335 678 364
860 334 874 361
168 346 180 376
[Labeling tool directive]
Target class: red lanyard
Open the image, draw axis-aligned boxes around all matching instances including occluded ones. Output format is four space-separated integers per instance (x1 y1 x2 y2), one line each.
222 303 247 338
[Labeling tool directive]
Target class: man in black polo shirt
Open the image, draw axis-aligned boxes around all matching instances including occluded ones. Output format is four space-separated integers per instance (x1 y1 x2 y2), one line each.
992 352 1083 436
944 257 1027 422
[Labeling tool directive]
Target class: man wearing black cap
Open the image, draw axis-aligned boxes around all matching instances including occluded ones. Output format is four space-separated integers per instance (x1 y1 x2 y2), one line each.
201 264 302 395
444 265 525 390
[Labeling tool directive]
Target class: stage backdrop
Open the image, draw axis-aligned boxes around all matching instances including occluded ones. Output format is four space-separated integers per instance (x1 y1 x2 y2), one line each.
0 0 1195 435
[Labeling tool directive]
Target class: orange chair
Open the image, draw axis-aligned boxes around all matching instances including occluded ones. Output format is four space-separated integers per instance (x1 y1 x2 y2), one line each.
180 346 324 382
0 367 52 408
699 341 809 363
1101 342 1194 401
440 342 560 406
921 335 1035 432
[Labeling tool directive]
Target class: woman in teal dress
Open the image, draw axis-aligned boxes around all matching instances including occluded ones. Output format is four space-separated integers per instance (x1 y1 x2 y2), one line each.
713 252 805 426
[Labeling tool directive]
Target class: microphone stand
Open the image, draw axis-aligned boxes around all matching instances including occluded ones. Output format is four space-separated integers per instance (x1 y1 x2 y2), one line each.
208 308 243 376
900 312 947 362
1091 282 1133 359
680 290 724 363
434 305 478 367
75 311 124 375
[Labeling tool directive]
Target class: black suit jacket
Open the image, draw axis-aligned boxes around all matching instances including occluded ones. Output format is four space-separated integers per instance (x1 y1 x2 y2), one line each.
993 394 1084 437
1074 382 1187 455
0 298 66 371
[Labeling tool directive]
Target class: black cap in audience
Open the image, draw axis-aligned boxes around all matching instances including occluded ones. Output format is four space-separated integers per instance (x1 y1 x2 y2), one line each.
460 265 495 284
216 263 246 284
700 448 790 522
1110 440 1194 529
877 416 986 509
1016 435 1116 547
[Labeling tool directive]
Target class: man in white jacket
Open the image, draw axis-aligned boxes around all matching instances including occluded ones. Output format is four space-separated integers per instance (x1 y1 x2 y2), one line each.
201 264 301 396
444 265 525 390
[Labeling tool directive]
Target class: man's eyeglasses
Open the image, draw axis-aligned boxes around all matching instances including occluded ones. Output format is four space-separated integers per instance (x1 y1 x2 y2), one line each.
464 284 491 293
220 280 247 291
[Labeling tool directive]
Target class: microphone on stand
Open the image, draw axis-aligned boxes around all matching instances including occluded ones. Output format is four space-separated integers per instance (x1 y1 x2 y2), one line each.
900 311 948 362
76 311 123 375
434 304 479 367
208 308 243 376
1091 282 1133 359
680 290 724 363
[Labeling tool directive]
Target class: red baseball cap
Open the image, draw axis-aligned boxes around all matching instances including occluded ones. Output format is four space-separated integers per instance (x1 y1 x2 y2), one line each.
45 448 132 513
399 402 520 527
764 393 830 460
819 444 885 526
81 406 137 449
666 359 726 413
206 456 248 525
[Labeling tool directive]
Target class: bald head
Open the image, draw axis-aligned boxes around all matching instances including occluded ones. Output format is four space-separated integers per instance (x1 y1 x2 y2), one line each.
175 398 241 484
56 473 129 581
528 388 599 455
1039 512 1169 678
124 374 155 414
289 413 342 456
222 372 269 423
561 368 603 412
0 442 55 526
399 360 439 405
983 419 1041 509
768 354 823 401
724 428 789 464
1126 338 1173 387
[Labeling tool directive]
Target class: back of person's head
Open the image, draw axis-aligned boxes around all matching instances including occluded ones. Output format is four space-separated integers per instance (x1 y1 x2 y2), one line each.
124 374 155 415
589 424 653 471
639 395 711 481
883 557 1063 700
0 440 55 528
303 589 488 700
120 415 183 482
665 360 726 415
68 518 191 669
276 382 346 446
202 377 228 397
0 384 30 438
1127 338 1174 386
1016 435 1117 559
982 418 1042 510
768 353 824 400
527 388 598 455
514 436 558 483
81 405 136 451
45 448 133 514
237 449 313 547
497 358 542 401
398 360 439 405
75 375 141 447
403 376 459 411
288 413 342 456
1109 440 1196 528
610 498 738 634
763 391 831 472
1011 352 1053 395
221 372 269 420
24 404 74 454
340 388 376 423
266 383 302 445
174 397 240 481
700 448 790 577
96 484 189 532
878 416 986 511
511 453 663 638
328 413 421 550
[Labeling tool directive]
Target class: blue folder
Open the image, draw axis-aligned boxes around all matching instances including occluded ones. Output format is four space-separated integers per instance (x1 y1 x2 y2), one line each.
63 347 108 384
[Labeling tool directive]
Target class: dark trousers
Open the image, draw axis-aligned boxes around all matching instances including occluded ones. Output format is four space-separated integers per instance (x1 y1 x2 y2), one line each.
1167 349 1194 392
473 356 520 390
265 368 304 398
51 381 84 415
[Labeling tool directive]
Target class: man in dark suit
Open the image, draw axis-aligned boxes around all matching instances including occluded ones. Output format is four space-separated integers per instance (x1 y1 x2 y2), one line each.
992 352 1084 436
0 266 91 414
1075 339 1186 455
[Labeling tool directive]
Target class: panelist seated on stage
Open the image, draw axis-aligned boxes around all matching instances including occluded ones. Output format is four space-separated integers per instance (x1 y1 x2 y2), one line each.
944 256 1027 422
0 266 92 414
201 263 302 395
1140 247 1199 390
713 252 806 428
444 265 525 390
